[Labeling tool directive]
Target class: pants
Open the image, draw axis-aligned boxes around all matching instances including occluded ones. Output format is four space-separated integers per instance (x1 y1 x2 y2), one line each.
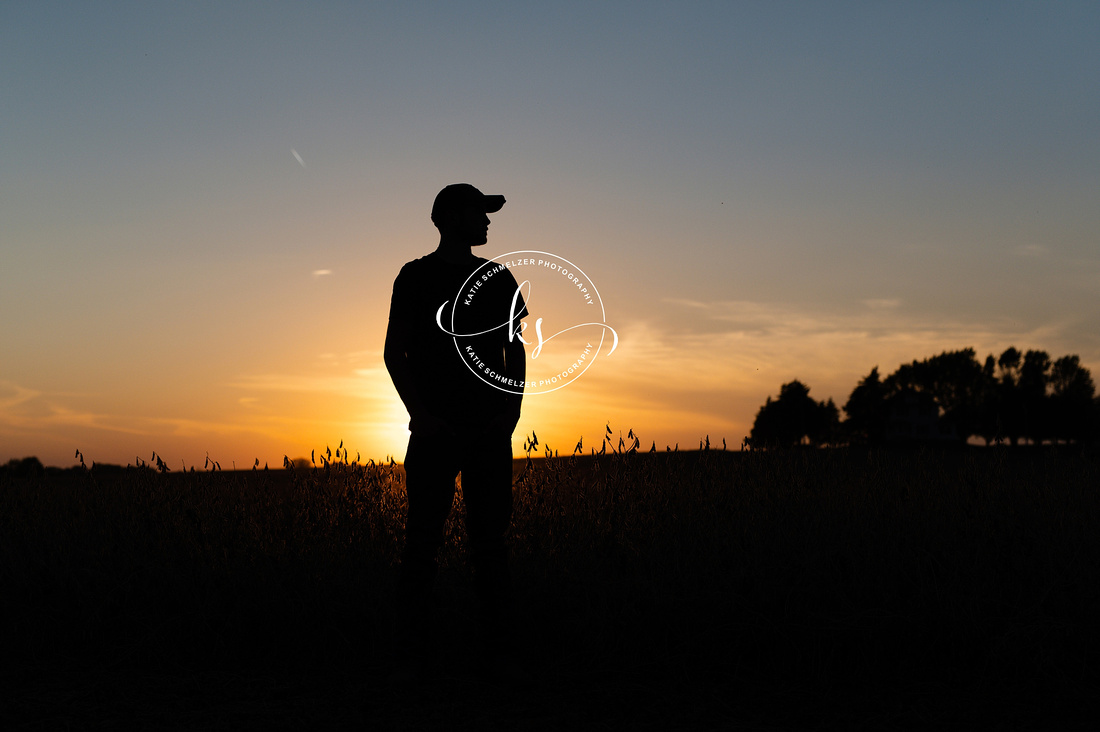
398 428 514 652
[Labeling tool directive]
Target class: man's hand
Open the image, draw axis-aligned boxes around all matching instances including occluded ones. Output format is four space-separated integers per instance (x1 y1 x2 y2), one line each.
486 408 521 437
409 413 455 439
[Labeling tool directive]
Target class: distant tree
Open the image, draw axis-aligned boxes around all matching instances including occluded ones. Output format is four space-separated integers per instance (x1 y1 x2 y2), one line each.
975 354 999 445
830 346 1098 448
1049 355 1096 444
750 380 839 448
995 347 1025 445
1095 395 1100 446
0 456 45 481
1020 350 1052 444
842 367 890 445
997 347 1022 384
818 398 842 445
884 348 985 443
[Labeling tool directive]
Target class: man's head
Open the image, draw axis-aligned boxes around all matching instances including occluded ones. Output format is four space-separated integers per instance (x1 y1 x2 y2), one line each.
431 183 505 246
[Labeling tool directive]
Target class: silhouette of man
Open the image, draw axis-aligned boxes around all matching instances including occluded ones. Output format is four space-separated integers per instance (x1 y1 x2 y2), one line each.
384 183 527 677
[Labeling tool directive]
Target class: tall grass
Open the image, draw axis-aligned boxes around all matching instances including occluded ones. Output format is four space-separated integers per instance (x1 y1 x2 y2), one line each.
2 437 1098 726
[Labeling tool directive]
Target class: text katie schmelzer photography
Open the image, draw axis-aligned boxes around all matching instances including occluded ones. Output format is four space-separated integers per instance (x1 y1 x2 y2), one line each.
435 250 618 395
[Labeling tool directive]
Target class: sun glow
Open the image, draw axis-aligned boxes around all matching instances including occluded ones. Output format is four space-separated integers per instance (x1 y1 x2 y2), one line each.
364 393 413 462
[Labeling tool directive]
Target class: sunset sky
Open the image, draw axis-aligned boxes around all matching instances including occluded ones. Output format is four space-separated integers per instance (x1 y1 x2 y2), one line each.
3 2 1098 468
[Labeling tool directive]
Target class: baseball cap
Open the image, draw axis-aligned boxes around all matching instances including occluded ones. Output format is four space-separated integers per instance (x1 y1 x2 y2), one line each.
430 183 506 225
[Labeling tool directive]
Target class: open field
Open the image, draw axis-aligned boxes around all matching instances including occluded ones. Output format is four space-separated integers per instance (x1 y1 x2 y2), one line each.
3 445 1098 729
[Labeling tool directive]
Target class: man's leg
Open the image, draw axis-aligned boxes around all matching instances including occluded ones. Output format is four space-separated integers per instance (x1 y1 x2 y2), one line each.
397 433 459 668
459 435 515 661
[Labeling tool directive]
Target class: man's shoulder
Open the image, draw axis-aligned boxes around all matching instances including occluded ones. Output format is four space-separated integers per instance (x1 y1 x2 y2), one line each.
396 253 437 276
397 252 500 282
393 254 442 292
396 251 490 271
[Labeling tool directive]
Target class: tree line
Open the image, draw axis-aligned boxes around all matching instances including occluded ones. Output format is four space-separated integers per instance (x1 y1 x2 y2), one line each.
748 347 1098 448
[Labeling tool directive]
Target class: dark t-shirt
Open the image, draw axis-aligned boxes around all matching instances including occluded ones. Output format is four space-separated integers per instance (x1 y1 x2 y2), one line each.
389 252 528 428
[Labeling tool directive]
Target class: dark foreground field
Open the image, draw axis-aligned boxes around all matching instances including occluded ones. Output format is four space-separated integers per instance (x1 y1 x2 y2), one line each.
3 446 1098 730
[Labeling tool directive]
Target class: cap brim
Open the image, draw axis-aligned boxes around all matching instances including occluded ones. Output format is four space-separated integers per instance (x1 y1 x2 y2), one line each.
483 194 506 213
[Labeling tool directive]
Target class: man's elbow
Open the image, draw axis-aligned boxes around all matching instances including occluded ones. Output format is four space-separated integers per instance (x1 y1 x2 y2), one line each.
383 333 405 371
505 340 526 372
383 347 404 375
383 324 405 367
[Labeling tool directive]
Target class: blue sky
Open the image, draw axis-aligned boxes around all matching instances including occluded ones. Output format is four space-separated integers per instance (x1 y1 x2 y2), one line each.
3 2 1098 466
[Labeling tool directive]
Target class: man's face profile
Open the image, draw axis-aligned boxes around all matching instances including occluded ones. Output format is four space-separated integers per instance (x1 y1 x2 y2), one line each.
439 205 491 246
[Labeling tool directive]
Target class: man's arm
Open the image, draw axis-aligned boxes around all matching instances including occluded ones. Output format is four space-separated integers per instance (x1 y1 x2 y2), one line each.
384 316 452 437
495 334 526 435
491 273 528 435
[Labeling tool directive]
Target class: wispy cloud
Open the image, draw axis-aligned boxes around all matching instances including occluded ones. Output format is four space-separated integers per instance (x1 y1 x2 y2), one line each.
0 381 40 411
1014 244 1050 258
230 366 391 400
315 349 379 367
0 368 404 466
862 298 901 310
554 298 1100 446
0 382 144 435
660 297 710 309
655 298 1086 353
147 414 311 440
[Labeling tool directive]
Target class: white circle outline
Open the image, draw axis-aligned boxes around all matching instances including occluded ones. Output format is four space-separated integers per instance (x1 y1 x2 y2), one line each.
449 250 609 395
